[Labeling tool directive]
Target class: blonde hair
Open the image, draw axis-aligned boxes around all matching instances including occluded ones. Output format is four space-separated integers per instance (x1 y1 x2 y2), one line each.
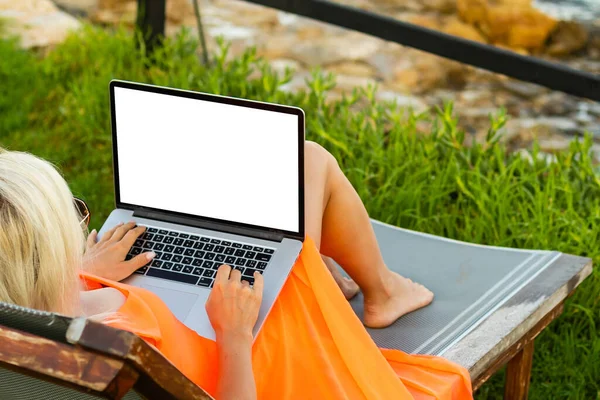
0 148 84 315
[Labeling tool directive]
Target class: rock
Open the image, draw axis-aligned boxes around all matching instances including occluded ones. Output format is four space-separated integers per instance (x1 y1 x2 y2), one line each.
443 17 487 43
493 43 530 56
546 21 589 56
269 58 301 77
392 52 468 93
386 0 426 12
421 0 456 14
333 74 379 94
296 25 325 41
487 5 557 50
365 52 398 81
223 6 279 29
571 59 600 73
538 135 572 153
533 117 580 133
165 0 193 24
276 11 298 27
457 0 558 51
52 0 98 16
392 62 433 93
208 24 257 41
588 25 600 59
288 32 382 66
584 124 600 138
92 0 192 25
461 107 501 119
533 92 579 116
256 35 297 60
91 0 134 24
429 89 459 105
458 90 490 104
326 61 378 78
0 0 81 49
588 102 600 118
277 11 347 36
327 0 372 11
574 103 595 124
457 0 488 25
503 117 580 143
500 81 547 99
401 14 443 31
376 91 428 113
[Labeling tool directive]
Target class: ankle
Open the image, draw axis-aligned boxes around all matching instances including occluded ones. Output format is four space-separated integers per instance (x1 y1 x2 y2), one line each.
362 268 394 303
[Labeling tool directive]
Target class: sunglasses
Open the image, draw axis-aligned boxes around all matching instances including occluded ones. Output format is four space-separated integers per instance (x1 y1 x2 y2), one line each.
74 197 90 228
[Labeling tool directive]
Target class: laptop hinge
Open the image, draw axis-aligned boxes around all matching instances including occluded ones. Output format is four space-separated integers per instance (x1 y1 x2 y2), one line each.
132 208 285 242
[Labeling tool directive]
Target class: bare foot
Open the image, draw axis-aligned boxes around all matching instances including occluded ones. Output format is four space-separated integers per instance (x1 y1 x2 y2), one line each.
322 255 360 300
363 271 434 328
338 276 360 300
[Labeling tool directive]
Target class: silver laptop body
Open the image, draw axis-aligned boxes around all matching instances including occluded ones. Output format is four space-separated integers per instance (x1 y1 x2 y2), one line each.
98 80 305 341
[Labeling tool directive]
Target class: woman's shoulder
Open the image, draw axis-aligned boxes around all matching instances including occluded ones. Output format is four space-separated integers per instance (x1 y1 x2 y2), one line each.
80 272 217 391
80 286 126 316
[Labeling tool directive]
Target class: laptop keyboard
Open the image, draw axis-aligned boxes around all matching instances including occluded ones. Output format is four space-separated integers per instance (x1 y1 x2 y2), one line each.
126 226 275 288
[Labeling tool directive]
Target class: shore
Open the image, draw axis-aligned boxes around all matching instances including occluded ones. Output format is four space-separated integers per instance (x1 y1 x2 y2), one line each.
4 0 600 160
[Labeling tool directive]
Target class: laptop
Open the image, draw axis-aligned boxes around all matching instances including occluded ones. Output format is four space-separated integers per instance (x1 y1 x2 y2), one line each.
98 80 305 341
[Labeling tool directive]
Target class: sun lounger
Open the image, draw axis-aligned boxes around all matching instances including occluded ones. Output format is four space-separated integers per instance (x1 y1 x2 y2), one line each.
346 220 593 399
0 220 592 399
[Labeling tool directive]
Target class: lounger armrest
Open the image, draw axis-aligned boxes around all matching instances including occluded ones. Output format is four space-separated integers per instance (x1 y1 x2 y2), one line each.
66 318 213 400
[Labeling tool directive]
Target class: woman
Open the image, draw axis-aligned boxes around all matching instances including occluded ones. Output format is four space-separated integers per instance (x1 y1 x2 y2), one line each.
0 144 471 399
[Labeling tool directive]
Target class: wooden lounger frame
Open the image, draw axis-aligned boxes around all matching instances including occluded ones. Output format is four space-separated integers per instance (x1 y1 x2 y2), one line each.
0 318 212 399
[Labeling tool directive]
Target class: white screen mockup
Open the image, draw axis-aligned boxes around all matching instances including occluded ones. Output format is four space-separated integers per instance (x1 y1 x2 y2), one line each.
114 86 300 233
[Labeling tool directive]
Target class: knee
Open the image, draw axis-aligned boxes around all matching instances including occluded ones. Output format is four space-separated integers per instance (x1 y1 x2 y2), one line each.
304 141 338 171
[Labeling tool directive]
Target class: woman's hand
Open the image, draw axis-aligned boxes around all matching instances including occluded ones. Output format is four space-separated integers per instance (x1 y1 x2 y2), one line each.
206 264 263 400
205 264 264 343
83 222 155 281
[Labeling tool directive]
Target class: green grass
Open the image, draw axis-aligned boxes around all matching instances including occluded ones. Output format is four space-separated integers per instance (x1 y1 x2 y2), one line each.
0 26 598 399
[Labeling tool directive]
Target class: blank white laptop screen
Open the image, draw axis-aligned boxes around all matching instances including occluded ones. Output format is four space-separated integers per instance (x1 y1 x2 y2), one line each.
113 87 300 233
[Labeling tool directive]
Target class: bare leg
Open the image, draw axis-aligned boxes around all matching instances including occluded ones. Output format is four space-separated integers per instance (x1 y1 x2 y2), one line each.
304 141 433 328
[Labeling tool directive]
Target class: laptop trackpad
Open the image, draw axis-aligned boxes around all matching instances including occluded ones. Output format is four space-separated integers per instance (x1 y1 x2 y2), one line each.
141 285 198 320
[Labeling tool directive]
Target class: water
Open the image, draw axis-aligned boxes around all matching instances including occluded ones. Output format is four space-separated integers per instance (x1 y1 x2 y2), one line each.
534 0 600 22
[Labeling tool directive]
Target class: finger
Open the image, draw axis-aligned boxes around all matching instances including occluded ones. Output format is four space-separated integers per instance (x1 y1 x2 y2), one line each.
86 229 98 250
109 221 138 243
230 268 242 282
214 264 232 285
125 251 156 273
253 272 264 300
99 222 124 243
241 279 250 287
120 225 147 250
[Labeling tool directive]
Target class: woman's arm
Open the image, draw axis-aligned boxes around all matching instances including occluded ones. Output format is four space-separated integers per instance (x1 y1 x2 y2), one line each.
206 265 264 400
83 224 263 398
216 332 255 400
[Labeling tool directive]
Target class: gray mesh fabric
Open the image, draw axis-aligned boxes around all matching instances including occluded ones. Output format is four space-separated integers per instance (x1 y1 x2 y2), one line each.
0 367 144 399
344 220 560 355
0 366 143 399
0 366 102 400
0 302 71 343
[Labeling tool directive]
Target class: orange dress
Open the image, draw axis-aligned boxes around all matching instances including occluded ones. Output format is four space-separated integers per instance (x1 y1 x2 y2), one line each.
82 237 472 399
